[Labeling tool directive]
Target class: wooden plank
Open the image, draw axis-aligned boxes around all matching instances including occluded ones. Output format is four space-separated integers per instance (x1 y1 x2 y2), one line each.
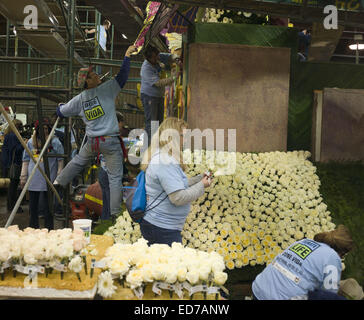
187 42 290 153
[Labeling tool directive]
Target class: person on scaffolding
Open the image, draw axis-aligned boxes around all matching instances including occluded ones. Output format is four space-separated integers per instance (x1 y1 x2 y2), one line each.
54 45 137 220
85 19 111 52
85 19 112 75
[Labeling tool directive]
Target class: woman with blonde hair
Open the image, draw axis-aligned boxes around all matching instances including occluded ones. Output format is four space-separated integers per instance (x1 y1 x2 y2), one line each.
252 225 354 300
1 119 24 212
139 117 211 246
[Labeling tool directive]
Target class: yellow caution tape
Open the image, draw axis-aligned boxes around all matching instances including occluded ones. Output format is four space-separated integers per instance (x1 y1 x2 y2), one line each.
85 193 103 206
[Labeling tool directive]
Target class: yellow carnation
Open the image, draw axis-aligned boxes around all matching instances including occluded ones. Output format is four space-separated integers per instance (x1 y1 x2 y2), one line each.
230 252 238 260
242 239 250 248
242 256 250 266
226 260 235 270
256 256 264 265
220 229 227 238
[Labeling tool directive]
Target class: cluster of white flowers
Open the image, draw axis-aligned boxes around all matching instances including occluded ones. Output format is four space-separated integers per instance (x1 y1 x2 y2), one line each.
201 8 253 24
202 8 234 24
182 150 336 268
104 211 141 244
0 225 87 272
96 239 227 298
104 151 335 270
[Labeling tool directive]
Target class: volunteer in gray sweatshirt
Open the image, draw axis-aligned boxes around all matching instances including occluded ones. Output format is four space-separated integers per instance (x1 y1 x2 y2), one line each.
55 45 137 218
139 117 211 246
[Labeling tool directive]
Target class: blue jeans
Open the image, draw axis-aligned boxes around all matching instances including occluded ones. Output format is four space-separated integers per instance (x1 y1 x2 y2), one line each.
140 218 182 246
141 93 164 146
98 167 111 220
56 136 123 215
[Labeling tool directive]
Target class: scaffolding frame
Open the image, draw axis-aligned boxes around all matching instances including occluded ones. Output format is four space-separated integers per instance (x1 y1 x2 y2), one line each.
0 0 146 228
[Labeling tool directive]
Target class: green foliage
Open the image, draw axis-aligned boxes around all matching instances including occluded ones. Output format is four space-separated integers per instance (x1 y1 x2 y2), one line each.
92 203 126 235
93 220 114 235
315 161 364 288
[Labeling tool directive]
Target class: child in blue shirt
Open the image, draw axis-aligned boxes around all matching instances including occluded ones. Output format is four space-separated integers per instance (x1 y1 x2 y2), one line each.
20 120 64 230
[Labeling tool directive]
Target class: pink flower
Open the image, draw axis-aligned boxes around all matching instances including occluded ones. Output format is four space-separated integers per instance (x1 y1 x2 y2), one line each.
7 225 19 232
73 239 84 252
73 229 84 238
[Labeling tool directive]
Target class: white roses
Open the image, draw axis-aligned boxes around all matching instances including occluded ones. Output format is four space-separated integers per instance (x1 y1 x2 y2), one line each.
0 226 87 275
182 150 335 268
96 239 228 298
105 150 335 270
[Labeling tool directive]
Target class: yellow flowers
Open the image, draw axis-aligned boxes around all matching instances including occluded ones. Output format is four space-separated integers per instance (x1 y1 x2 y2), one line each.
242 238 251 248
105 150 336 270
226 260 235 270
220 229 228 238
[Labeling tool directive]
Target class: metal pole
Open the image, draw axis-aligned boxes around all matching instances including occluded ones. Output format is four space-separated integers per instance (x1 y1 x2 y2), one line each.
5 19 10 56
69 0 75 90
63 0 76 228
96 11 101 59
356 42 359 64
36 91 54 222
0 103 62 204
0 56 70 64
27 45 31 84
5 117 60 228
110 24 114 76
14 35 18 86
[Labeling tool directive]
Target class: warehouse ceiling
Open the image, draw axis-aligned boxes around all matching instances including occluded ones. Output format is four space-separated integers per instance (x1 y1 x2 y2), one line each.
1 0 364 63
82 0 148 52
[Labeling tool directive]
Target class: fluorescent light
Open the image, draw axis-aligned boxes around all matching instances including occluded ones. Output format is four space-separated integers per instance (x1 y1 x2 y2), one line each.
13 27 17 36
122 33 128 39
49 16 54 24
349 43 364 50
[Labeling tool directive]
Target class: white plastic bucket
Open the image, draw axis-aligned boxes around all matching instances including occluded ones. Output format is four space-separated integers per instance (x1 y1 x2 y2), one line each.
73 219 92 244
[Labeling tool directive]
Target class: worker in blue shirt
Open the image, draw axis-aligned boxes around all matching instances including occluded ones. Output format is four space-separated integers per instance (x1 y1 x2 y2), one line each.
140 45 181 146
252 225 354 300
55 45 137 219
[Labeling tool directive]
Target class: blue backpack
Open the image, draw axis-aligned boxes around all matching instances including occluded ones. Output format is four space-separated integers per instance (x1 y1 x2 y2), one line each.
123 171 167 223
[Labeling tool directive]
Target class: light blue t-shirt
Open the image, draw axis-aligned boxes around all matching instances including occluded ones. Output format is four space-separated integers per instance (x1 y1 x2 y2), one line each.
252 239 342 300
143 151 190 231
23 137 64 192
97 25 107 51
140 53 172 97
59 79 120 137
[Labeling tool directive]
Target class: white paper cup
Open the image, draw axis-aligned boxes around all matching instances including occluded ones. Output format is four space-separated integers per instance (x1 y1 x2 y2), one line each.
73 219 92 244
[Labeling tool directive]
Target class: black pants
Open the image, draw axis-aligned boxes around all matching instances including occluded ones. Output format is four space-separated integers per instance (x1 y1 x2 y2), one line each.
29 191 53 230
7 178 20 211
140 218 182 246
141 93 164 146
